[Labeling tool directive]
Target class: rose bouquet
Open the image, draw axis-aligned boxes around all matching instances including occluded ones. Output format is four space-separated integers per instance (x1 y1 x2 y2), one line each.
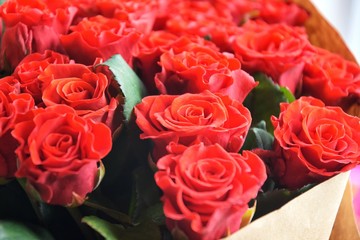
0 0 359 239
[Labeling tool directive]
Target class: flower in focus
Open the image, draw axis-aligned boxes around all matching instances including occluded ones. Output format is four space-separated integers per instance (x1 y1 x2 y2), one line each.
40 63 124 135
155 142 266 240
12 104 112 206
270 96 360 189
134 91 252 159
12 50 73 105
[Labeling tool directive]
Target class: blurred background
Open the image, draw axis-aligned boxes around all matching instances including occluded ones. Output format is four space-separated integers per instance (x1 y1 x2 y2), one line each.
311 0 360 62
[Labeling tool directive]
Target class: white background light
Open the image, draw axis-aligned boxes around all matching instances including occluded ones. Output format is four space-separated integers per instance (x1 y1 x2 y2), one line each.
311 0 360 62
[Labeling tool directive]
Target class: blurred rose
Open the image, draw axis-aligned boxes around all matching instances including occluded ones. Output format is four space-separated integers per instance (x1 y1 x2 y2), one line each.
233 20 314 93
257 0 309 26
0 76 35 179
96 0 159 34
209 0 308 26
270 96 360 189
164 1 240 51
0 0 77 71
133 32 218 94
12 105 112 206
302 47 360 106
155 143 266 240
155 45 256 102
134 91 252 159
43 0 98 21
60 15 140 65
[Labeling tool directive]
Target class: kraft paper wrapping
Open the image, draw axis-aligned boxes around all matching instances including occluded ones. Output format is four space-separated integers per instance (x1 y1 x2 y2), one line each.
330 182 360 240
226 172 350 240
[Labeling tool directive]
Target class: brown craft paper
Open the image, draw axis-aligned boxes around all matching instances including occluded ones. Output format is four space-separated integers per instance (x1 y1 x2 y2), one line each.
226 172 350 240
330 182 360 240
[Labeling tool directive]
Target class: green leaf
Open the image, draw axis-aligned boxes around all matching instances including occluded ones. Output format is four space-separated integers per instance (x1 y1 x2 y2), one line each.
84 199 132 225
129 165 162 224
82 216 124 240
140 203 166 226
98 54 147 123
99 122 151 212
241 126 274 151
243 73 295 133
82 216 161 240
0 220 54 240
280 86 296 103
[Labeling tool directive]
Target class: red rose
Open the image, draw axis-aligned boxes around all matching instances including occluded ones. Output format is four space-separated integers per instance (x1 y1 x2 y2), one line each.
0 76 35 179
271 96 360 189
233 20 314 93
0 76 20 94
60 15 141 65
164 1 240 51
258 0 309 26
40 63 123 135
134 91 252 159
12 50 73 105
155 143 266 240
155 44 256 102
0 0 77 71
210 0 308 26
12 104 112 206
42 0 98 21
302 47 360 106
133 32 218 94
96 0 158 34
133 30 179 94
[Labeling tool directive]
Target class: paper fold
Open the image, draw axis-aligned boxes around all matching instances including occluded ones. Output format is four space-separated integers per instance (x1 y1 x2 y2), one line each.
226 172 350 240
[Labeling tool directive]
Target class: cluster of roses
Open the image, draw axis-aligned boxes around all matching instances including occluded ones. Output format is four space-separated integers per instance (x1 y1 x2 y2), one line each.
132 1 360 239
0 0 131 206
0 0 359 239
